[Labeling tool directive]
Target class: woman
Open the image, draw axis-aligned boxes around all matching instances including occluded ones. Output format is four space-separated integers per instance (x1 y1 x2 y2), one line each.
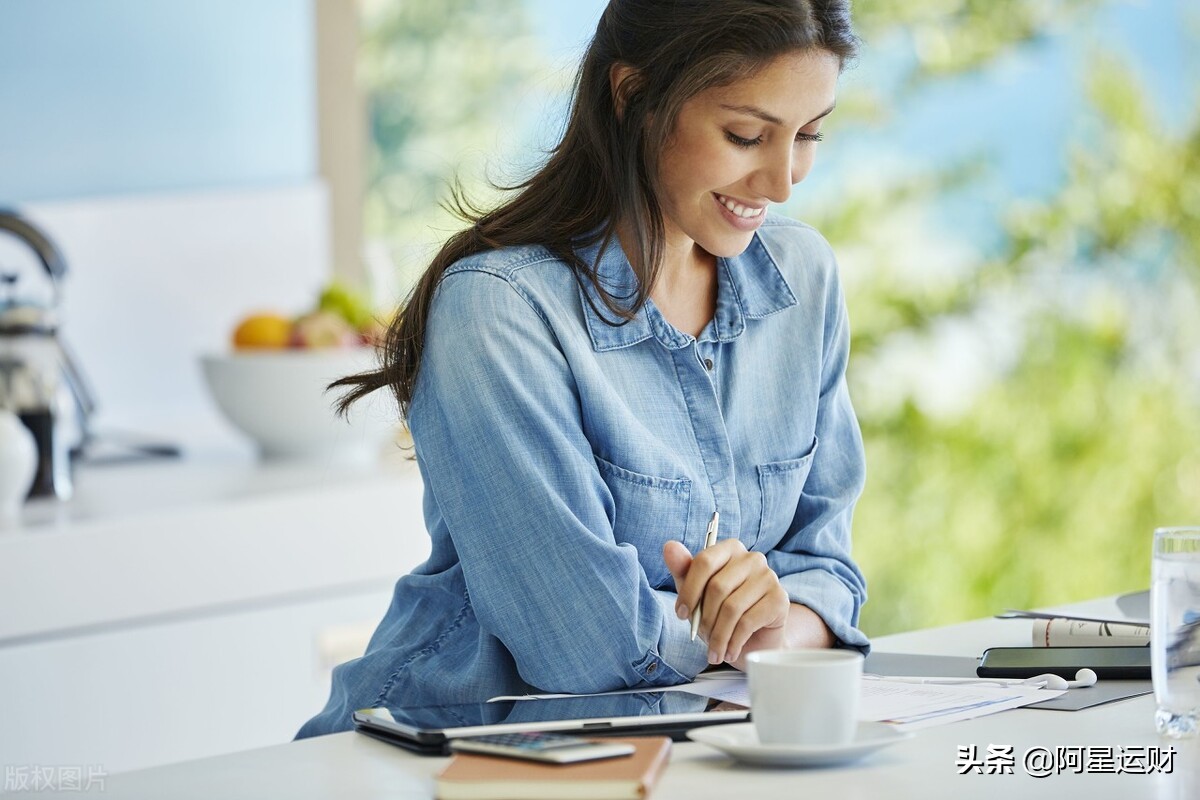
297 0 868 738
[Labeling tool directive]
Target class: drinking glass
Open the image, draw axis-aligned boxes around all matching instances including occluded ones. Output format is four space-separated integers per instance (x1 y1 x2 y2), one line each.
1152 527 1200 738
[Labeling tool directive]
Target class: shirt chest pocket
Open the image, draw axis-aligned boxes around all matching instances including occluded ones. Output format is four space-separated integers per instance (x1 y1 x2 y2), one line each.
755 437 819 549
594 455 692 588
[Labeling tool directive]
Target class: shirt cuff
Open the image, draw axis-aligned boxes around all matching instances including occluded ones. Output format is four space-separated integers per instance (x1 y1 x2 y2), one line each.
780 571 871 654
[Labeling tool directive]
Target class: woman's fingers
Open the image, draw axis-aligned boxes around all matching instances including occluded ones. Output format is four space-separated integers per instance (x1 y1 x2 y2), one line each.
663 539 787 662
701 553 783 660
696 547 787 663
668 538 740 619
720 581 790 663
695 546 758 637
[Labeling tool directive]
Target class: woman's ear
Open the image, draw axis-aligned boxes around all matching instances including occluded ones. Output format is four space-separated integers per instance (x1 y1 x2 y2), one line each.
609 62 640 119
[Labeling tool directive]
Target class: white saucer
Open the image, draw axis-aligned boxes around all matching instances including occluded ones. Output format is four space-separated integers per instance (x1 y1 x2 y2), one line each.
688 722 913 767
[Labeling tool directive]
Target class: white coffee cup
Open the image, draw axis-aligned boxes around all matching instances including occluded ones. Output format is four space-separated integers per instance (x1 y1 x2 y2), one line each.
746 648 863 746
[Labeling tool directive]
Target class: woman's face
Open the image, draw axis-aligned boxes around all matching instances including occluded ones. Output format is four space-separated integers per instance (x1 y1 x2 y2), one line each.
655 49 840 260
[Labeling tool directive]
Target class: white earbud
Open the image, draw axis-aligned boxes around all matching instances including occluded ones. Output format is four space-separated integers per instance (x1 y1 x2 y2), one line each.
1024 668 1098 690
1068 668 1099 688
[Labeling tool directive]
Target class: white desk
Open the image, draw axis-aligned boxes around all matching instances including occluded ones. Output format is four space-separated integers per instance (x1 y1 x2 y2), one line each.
10 596 1197 799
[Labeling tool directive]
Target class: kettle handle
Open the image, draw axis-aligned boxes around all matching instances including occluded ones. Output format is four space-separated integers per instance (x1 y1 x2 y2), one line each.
0 209 67 281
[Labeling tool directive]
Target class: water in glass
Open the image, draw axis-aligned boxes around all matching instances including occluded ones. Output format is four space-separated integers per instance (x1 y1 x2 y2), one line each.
1152 528 1200 739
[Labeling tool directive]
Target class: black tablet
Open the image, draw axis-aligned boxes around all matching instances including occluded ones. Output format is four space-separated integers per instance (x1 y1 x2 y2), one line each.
352 691 748 756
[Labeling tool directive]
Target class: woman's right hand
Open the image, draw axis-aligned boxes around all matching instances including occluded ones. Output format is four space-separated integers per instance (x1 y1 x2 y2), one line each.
662 539 791 666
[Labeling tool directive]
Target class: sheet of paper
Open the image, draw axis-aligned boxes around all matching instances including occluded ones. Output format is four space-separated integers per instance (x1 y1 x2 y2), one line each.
670 679 751 705
488 686 652 702
669 675 1063 730
488 669 749 702
492 674 1063 731
858 680 1065 730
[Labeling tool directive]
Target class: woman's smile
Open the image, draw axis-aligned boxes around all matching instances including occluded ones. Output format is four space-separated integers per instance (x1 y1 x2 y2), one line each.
714 192 768 231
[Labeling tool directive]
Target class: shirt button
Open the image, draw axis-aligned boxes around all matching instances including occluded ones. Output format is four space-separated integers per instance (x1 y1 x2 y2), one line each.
703 358 714 371
646 661 658 674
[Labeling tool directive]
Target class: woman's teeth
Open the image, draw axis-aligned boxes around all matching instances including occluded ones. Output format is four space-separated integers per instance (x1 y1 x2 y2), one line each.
717 194 764 219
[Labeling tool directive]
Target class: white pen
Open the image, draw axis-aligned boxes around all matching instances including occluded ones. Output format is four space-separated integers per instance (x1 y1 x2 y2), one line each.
690 511 720 642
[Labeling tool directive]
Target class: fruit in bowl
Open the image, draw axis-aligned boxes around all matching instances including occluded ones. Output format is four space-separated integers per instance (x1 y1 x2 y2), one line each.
232 312 294 349
290 310 361 348
229 281 388 351
202 283 398 462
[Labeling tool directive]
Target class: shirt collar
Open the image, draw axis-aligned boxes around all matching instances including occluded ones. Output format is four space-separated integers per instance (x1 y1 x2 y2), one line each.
575 229 798 352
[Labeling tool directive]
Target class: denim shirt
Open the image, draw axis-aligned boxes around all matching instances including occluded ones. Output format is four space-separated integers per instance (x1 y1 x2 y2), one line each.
296 216 868 738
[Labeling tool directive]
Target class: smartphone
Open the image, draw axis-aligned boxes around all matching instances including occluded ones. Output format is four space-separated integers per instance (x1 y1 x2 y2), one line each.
977 646 1151 680
448 731 637 764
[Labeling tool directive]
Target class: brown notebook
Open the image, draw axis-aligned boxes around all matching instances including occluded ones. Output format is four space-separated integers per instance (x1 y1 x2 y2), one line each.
434 736 672 800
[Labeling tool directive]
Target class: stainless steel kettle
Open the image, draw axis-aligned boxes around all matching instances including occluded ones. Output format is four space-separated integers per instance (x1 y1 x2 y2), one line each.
0 209 96 500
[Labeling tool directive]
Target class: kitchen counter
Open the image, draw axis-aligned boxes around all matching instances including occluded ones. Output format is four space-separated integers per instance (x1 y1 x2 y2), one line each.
0 448 432 774
1 447 429 645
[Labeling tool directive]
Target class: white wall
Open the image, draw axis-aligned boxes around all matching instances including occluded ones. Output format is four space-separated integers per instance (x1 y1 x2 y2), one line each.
0 0 316 203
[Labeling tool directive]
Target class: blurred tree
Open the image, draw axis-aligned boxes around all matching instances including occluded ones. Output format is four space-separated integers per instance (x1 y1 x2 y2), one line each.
359 0 542 286
812 4 1200 634
856 0 1107 80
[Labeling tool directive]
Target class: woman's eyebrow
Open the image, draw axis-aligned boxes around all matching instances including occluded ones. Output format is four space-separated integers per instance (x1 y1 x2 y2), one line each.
720 103 785 125
807 102 837 123
720 101 837 126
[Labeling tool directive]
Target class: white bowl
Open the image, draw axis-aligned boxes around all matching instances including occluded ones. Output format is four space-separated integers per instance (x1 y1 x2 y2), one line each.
200 349 398 463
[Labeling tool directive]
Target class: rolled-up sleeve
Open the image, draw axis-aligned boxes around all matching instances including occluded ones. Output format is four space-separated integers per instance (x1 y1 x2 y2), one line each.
410 268 698 692
766 269 870 652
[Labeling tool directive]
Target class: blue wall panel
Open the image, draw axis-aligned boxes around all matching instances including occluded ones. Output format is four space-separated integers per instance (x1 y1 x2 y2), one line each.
0 0 316 203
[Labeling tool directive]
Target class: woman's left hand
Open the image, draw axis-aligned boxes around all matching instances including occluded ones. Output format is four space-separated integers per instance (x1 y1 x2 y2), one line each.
663 539 791 666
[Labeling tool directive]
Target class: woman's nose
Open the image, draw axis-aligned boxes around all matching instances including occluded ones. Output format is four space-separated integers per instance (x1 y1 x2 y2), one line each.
753 147 804 204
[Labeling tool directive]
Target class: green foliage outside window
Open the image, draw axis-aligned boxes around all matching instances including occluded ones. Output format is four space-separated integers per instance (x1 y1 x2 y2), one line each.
359 0 543 272
815 1 1200 633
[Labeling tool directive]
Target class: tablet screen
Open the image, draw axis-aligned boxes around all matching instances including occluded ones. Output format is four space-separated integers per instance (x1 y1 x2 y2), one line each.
354 690 748 753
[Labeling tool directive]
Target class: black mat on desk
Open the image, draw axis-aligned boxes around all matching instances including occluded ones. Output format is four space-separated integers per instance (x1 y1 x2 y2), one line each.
1021 682 1151 711
863 652 1152 712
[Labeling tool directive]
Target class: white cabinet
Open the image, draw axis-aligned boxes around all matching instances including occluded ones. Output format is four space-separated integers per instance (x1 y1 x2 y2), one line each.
0 453 429 774
0 589 394 773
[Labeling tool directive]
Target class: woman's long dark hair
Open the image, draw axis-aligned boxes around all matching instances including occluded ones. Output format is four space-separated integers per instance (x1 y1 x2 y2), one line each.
333 0 859 418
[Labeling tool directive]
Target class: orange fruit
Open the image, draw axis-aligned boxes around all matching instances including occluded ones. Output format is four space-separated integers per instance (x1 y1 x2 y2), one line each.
232 313 293 349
